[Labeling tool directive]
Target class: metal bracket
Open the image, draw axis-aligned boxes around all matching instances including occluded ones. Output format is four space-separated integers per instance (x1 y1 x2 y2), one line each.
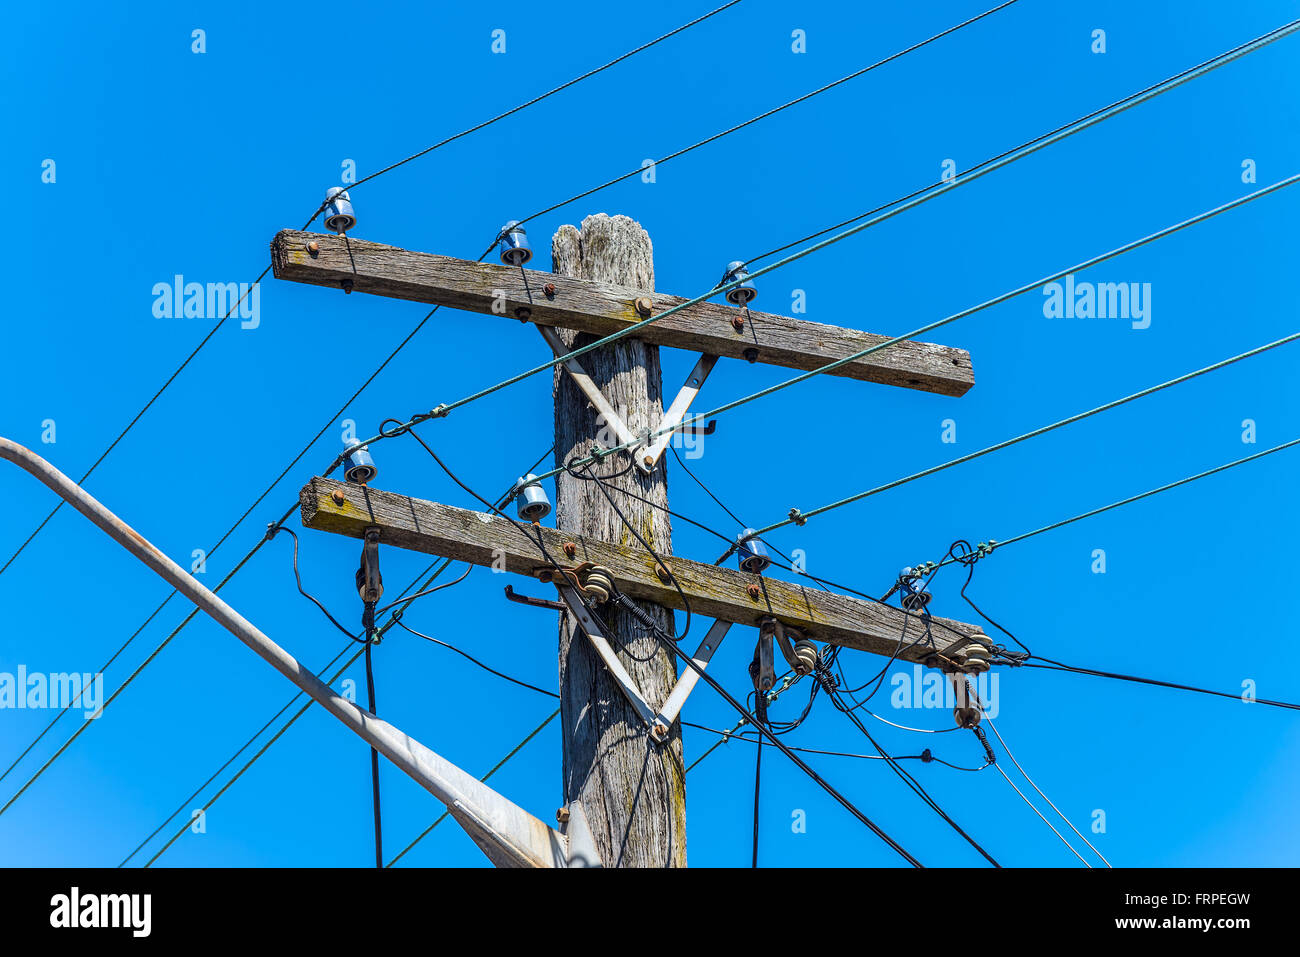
504 584 568 614
539 324 719 474
556 583 659 729
562 803 603 868
649 619 731 743
555 581 733 743
537 325 653 474
639 353 719 470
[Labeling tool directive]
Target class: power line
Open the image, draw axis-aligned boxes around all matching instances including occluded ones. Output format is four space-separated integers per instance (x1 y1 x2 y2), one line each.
1020 659 1300 712
991 760 1090 866
738 18 1297 267
0 532 275 819
953 437 1300 568
826 685 1001 866
510 0 1023 230
309 0 746 220
385 709 560 868
0 2 739 584
115 641 354 868
516 171 1300 490
122 457 549 866
406 20 1300 431
398 438 925 865
983 715 1112 868
741 332 1300 542
142 642 369 868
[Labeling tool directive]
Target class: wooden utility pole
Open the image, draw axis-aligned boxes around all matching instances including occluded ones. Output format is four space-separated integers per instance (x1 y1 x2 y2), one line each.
274 216 986 869
550 214 685 868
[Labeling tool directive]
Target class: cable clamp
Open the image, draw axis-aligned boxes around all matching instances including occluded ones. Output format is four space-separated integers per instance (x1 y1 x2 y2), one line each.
428 404 450 419
787 507 807 526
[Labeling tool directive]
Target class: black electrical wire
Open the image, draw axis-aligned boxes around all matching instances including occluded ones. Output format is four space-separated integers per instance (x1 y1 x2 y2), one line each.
0 3 750 585
752 706 763 869
579 476 923 866
393 618 558 699
270 526 365 643
117 644 350 866
125 450 545 867
394 438 924 865
825 684 1001 867
946 539 1031 657
364 613 383 869
511 0 1022 232
739 17 1300 268
309 0 746 223
1021 659 1300 711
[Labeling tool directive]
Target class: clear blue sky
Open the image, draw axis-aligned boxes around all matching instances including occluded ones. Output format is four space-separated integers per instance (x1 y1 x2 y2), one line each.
2 0 1297 868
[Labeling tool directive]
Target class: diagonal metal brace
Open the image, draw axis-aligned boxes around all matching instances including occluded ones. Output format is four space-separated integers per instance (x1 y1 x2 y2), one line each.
555 583 659 729
649 619 731 743
555 579 733 744
639 353 718 470
537 325 652 474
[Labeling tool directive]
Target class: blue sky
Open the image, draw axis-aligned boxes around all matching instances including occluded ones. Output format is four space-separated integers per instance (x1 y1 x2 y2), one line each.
2 0 1297 868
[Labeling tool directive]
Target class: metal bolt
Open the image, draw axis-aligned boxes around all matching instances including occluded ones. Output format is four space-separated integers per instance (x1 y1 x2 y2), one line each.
331 489 346 505
544 282 556 297
743 348 759 363
652 721 669 740
655 563 673 584
747 583 761 600
643 454 654 467
307 241 319 256
635 297 654 317
556 807 571 824
341 278 354 295
514 306 532 322
731 315 745 333
563 541 577 559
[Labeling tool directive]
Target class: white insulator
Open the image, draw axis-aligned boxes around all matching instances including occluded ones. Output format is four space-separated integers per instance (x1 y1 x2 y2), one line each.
792 638 818 675
583 566 614 604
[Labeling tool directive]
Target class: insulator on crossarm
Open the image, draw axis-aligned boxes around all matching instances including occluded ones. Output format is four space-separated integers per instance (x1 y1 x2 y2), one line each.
343 444 377 485
515 473 551 522
737 528 771 573
324 187 356 234
718 261 756 306
899 566 931 610
497 221 533 266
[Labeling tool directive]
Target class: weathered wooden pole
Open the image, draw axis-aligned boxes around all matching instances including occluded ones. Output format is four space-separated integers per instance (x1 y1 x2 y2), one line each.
551 214 686 867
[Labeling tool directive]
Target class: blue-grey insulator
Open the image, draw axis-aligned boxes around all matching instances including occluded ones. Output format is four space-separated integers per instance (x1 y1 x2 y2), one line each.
324 187 357 234
737 528 771 574
899 566 931 611
720 261 756 306
343 444 377 485
516 473 551 522
498 221 532 266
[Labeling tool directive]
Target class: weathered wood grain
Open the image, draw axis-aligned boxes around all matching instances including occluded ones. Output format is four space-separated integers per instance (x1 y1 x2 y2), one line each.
270 228 975 397
551 215 684 869
299 474 986 661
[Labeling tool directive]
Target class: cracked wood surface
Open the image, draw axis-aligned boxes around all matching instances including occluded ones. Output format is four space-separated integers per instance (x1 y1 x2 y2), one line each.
270 228 975 397
299 475 986 661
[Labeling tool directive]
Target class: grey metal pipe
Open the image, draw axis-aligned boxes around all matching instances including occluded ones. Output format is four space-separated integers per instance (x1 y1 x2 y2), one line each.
0 437 575 868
